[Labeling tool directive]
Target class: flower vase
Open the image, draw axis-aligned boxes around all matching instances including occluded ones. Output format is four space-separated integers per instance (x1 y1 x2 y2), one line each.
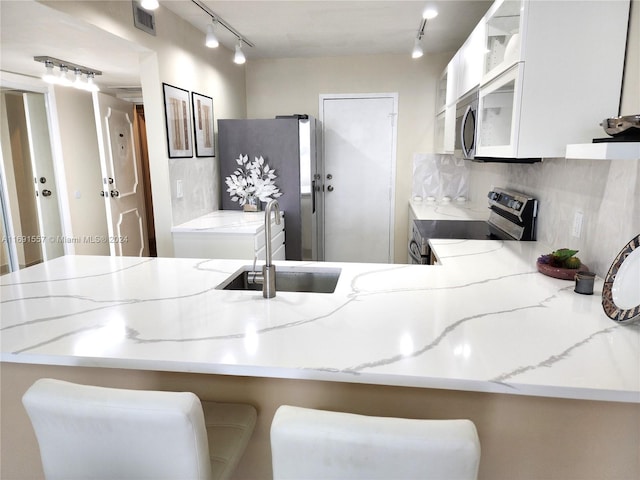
243 196 259 212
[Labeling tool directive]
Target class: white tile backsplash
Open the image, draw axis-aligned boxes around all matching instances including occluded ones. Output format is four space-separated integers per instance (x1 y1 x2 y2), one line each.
169 156 220 226
466 157 640 277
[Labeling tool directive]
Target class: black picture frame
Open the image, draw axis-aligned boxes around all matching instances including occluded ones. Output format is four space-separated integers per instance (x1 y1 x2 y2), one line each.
162 83 193 158
191 92 215 157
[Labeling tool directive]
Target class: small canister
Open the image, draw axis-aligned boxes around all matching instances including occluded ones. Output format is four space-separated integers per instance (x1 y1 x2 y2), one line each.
574 271 596 295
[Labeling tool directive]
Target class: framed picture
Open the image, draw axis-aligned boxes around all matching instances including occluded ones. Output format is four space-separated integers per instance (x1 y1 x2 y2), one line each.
162 83 193 158
191 92 215 157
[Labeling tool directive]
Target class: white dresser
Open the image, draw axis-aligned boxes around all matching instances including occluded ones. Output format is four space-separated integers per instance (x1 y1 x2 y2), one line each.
172 210 285 261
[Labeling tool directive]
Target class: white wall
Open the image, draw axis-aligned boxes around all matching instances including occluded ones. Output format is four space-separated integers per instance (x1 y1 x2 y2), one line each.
43 0 247 256
246 53 450 263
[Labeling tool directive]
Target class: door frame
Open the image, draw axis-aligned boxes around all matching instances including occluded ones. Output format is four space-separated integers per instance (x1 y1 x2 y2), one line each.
318 92 398 262
0 71 73 268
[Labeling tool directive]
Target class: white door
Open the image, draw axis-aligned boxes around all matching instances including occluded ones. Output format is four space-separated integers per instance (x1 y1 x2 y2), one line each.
94 93 149 256
320 94 397 263
24 93 64 261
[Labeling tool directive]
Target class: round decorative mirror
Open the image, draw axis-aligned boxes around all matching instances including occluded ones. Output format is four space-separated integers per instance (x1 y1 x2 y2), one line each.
602 234 640 323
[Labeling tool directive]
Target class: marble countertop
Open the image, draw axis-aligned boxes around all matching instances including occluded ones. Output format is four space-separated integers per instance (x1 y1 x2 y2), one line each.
171 210 283 234
2 240 638 403
409 198 489 221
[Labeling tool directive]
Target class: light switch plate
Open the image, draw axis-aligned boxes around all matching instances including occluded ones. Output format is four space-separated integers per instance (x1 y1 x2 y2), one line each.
176 180 183 199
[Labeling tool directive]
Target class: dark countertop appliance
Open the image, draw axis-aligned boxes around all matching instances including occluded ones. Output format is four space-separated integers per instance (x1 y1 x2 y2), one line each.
409 188 538 264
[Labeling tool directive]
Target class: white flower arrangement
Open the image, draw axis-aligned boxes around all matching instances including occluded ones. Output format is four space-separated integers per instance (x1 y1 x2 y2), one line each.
225 154 282 206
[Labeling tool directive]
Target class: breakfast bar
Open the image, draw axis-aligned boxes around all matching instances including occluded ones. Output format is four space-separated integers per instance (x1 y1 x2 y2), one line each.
2 241 639 479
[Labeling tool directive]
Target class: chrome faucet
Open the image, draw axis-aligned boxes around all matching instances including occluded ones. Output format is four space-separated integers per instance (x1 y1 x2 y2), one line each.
262 200 281 298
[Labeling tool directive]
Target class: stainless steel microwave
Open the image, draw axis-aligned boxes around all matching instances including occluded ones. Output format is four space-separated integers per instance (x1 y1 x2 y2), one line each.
455 89 478 160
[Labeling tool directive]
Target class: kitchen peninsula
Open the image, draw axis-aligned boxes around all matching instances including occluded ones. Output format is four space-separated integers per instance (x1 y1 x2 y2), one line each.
2 240 639 479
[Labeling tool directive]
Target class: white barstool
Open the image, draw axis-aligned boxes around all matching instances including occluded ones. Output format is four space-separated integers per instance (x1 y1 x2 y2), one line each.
271 405 480 480
22 378 257 480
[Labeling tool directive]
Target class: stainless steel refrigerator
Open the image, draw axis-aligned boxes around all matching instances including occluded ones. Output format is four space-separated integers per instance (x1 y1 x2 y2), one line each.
218 115 324 261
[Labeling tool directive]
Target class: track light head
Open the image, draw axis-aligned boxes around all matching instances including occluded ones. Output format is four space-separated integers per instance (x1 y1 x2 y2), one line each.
411 38 424 59
57 65 73 86
42 60 57 84
234 41 246 64
422 8 438 20
206 22 219 48
84 72 100 92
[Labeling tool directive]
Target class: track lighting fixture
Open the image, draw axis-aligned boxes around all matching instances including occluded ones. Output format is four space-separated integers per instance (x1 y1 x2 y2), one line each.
234 40 246 65
192 0 253 63
34 56 101 92
206 21 219 48
411 7 437 59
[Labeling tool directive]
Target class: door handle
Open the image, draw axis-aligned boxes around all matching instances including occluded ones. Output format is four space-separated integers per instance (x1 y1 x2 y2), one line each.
327 185 334 192
110 190 120 197
461 105 475 158
41 189 52 197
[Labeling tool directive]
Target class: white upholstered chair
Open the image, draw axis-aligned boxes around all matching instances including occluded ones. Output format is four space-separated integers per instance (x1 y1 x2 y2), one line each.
271 405 480 480
22 378 257 480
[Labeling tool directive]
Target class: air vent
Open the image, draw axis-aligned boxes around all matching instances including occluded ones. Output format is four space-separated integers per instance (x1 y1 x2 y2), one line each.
132 1 156 36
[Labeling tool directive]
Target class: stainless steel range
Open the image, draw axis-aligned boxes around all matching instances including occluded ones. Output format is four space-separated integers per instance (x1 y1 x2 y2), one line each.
409 188 538 265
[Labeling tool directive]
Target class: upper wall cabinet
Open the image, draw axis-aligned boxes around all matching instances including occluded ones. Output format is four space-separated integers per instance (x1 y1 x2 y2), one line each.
475 0 630 160
458 21 486 99
435 0 630 160
482 0 522 84
435 54 460 153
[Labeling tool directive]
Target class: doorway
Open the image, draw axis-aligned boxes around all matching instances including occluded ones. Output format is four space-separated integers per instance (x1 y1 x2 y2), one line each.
93 92 152 257
0 89 64 272
320 93 398 263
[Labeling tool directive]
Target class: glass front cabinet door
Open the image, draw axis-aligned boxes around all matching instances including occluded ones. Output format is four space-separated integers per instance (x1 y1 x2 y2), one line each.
477 63 522 158
483 0 523 83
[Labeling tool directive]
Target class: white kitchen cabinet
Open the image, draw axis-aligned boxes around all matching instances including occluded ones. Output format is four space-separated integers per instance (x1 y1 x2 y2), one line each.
482 0 522 83
172 211 285 261
434 105 456 154
457 21 486 99
477 63 521 157
475 0 630 160
434 55 460 153
436 68 448 114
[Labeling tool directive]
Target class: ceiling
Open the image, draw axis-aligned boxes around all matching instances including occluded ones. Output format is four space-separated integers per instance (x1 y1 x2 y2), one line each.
162 0 492 59
0 0 491 91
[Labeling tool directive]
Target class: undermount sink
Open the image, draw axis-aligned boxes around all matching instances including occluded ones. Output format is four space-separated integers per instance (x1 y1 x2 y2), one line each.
216 265 341 294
